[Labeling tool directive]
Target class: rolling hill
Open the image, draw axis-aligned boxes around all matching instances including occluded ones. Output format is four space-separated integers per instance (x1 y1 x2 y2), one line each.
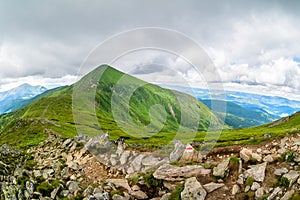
0 65 223 149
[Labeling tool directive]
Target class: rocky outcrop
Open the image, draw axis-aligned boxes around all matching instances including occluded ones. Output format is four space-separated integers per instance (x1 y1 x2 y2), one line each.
153 164 210 181
2 132 300 199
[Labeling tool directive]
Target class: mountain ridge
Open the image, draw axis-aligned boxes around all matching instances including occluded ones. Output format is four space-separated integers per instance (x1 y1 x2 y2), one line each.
0 65 223 149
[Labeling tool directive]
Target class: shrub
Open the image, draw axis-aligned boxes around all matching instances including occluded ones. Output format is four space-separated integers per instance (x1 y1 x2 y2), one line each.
229 156 240 164
245 177 255 186
143 173 163 188
249 157 258 164
279 177 290 187
23 159 37 170
36 181 54 197
281 151 296 162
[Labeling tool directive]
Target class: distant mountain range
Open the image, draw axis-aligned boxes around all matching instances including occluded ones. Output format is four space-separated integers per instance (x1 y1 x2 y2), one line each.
160 85 300 128
0 84 47 114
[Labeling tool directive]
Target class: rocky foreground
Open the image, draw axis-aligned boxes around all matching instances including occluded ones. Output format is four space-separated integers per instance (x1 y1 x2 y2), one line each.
1 132 300 200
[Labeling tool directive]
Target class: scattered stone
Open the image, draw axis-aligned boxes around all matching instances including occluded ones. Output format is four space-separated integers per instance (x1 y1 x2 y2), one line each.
160 193 172 200
50 185 61 199
244 185 250 193
203 182 225 193
255 187 264 199
131 154 146 172
112 194 125 200
237 174 244 185
283 170 299 187
263 155 274 163
120 151 131 165
169 140 185 162
83 186 94 197
213 159 229 178
232 184 240 195
252 153 262 162
280 190 295 200
240 148 252 162
274 168 288 176
62 138 72 148
181 177 207 200
130 190 148 199
131 185 140 191
267 187 281 200
67 181 80 194
33 170 42 178
251 182 260 191
244 162 267 182
25 181 35 195
163 181 181 191
107 179 131 191
93 192 109 200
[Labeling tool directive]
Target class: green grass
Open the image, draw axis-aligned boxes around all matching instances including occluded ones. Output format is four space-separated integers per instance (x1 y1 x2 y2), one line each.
169 183 184 200
245 177 255 186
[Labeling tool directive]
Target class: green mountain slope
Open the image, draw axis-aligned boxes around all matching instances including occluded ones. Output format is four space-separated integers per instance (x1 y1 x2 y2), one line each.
194 111 300 147
0 65 222 149
201 100 274 128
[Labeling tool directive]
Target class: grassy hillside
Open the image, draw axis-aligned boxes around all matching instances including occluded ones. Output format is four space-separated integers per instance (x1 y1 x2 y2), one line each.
194 111 300 148
0 65 222 149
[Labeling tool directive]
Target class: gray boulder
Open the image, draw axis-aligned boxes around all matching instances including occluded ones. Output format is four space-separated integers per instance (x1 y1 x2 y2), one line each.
283 170 299 187
244 162 267 182
203 182 225 193
213 159 229 178
169 140 185 162
181 177 207 200
153 164 210 181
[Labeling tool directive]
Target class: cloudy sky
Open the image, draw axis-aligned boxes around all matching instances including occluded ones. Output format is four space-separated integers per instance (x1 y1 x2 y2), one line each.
0 0 300 99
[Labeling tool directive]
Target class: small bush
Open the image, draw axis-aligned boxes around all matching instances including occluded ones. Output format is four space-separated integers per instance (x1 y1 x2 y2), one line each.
281 151 296 162
127 176 139 185
143 173 163 188
23 159 37 170
249 157 258 164
279 176 290 187
17 174 30 190
36 181 54 197
246 191 255 198
229 156 240 164
245 177 255 186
